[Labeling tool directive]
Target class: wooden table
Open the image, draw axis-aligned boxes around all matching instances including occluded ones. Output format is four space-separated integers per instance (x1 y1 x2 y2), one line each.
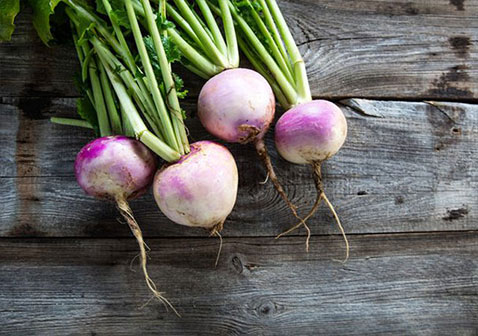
1 1 477 334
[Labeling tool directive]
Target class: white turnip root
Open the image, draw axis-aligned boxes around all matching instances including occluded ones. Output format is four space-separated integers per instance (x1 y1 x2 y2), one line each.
275 100 349 258
153 141 238 235
198 68 302 221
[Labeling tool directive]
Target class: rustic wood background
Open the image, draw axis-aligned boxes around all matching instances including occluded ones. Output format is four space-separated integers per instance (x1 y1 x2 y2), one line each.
1 1 477 334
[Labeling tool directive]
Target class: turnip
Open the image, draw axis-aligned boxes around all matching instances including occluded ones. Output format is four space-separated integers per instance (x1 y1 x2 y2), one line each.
74 136 172 307
274 101 349 257
154 141 238 234
227 0 349 257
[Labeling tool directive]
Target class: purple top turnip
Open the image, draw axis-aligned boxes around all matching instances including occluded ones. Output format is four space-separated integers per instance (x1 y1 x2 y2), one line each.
198 68 275 143
275 101 349 258
153 141 238 234
275 100 347 165
75 136 157 201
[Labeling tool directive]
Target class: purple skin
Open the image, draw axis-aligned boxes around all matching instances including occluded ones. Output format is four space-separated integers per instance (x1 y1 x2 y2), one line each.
198 68 275 143
153 141 238 230
275 100 347 164
75 136 157 201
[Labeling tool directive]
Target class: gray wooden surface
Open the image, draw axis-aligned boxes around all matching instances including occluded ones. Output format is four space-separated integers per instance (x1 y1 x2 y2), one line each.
0 1 477 335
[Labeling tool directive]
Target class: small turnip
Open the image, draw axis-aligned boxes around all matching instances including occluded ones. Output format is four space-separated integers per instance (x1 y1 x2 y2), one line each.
275 100 349 258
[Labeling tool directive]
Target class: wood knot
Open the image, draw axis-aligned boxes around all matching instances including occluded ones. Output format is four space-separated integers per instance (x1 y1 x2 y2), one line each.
231 255 243 274
443 208 468 221
253 299 279 317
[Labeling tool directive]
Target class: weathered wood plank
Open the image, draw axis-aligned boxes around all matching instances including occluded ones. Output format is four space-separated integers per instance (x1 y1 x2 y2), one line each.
1 98 476 237
0 233 476 335
1 1 477 99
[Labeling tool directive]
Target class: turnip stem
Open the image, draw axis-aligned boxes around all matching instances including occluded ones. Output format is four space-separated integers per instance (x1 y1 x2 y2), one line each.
98 60 122 134
50 117 93 129
243 0 294 84
94 38 180 162
228 3 297 106
258 0 292 75
68 10 111 137
173 0 228 68
197 0 227 55
218 0 239 67
125 0 180 153
88 56 111 137
168 29 221 77
140 0 189 154
166 3 206 50
264 0 311 103
100 0 136 73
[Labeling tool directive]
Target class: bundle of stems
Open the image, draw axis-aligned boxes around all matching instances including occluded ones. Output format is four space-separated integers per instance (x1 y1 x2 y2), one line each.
52 0 190 163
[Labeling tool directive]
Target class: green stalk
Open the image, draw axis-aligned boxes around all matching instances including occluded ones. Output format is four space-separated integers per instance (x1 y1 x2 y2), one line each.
100 0 136 73
173 0 228 67
98 0 159 128
88 57 112 137
93 38 180 162
98 59 122 134
196 0 227 54
69 10 111 137
168 29 221 77
166 3 205 50
258 0 292 75
121 106 135 138
67 12 96 106
140 0 189 154
90 40 161 135
125 0 179 152
218 0 239 67
265 0 311 103
246 0 294 84
229 4 297 106
183 62 211 79
50 117 94 129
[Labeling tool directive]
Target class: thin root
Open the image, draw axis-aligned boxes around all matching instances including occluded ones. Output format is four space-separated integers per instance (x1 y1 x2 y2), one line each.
210 221 225 267
129 253 141 272
276 163 324 251
322 193 350 263
116 198 181 317
259 172 270 185
255 139 303 220
214 231 223 268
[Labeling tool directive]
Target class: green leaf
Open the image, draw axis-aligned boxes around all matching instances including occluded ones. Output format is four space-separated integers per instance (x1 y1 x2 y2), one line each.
233 0 273 55
95 0 107 14
77 97 100 136
162 35 181 63
155 12 175 32
96 0 129 29
27 0 63 45
172 72 188 99
110 9 130 29
0 0 20 41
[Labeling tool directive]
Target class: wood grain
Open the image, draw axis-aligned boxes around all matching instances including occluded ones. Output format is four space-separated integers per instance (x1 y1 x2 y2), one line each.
1 1 477 99
1 98 476 237
0 232 476 335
